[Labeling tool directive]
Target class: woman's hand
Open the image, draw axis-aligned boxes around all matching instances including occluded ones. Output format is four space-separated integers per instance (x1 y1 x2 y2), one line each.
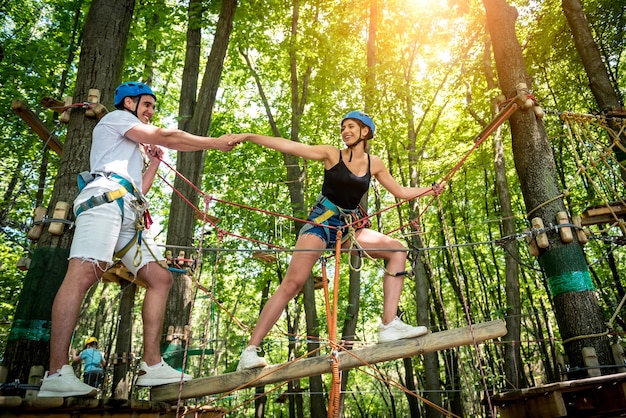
221 133 248 147
431 180 447 195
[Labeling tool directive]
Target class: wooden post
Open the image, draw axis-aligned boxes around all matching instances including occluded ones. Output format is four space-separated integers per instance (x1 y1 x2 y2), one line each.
24 365 44 401
582 346 601 377
60 96 73 123
11 100 63 156
48 201 71 235
556 211 573 243
572 215 589 245
531 217 549 248
612 343 626 373
27 206 48 241
85 89 100 118
523 228 540 256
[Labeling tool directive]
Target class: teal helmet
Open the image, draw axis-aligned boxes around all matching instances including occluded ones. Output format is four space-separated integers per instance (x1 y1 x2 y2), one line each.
341 111 375 137
114 82 156 109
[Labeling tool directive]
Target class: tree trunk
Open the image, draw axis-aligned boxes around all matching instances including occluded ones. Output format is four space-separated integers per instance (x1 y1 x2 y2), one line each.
561 0 626 180
3 0 135 383
111 281 137 399
478 35 526 389
412 245 442 418
163 0 236 368
483 0 612 378
561 0 621 113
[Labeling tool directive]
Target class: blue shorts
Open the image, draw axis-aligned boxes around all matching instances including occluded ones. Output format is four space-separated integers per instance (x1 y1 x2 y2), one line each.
299 196 370 248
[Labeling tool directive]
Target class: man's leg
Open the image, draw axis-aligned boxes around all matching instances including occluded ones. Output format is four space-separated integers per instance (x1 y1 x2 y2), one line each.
136 262 173 366
49 258 105 372
39 258 105 397
133 262 192 386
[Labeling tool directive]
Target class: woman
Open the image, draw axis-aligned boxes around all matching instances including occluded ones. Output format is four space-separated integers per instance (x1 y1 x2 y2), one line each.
225 111 444 370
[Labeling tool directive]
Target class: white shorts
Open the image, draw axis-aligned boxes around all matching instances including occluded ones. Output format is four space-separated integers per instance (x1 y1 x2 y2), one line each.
69 178 164 276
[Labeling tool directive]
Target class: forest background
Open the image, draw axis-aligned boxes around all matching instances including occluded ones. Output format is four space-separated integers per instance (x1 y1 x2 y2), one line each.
0 0 625 416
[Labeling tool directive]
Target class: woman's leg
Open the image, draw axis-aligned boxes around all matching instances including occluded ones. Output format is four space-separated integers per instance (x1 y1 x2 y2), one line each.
353 229 408 325
248 234 326 346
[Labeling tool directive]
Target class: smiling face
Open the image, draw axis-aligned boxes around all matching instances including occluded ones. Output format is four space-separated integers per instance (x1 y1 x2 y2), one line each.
341 118 370 147
124 95 155 123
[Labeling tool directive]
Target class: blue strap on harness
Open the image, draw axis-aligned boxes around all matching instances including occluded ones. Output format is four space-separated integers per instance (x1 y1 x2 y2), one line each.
75 172 137 218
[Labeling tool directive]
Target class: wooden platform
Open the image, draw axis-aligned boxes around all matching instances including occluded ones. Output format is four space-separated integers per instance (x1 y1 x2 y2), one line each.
0 397 224 417
581 202 626 226
151 319 507 402
0 397 168 417
494 371 626 418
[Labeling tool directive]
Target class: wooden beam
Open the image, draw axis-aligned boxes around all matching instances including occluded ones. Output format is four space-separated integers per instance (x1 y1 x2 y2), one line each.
151 319 506 402
11 100 63 156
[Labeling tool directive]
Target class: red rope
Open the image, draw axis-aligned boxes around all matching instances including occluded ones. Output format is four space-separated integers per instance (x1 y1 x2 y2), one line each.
386 99 520 235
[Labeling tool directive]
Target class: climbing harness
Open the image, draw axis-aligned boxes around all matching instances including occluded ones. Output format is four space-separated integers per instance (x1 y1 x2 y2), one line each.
75 171 145 218
75 171 155 267
308 195 371 244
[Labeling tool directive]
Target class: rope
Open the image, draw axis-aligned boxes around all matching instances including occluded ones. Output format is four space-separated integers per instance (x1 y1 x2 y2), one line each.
173 195 212 417
386 98 520 236
141 100 523 415
561 112 626 235
435 178 495 415
321 231 343 418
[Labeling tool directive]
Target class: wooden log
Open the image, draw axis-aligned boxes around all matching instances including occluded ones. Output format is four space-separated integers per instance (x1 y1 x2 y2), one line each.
556 211 573 243
531 217 549 248
27 206 48 241
151 319 506 402
24 365 44 401
40 97 65 112
0 396 22 407
11 100 64 156
20 395 65 408
48 201 71 235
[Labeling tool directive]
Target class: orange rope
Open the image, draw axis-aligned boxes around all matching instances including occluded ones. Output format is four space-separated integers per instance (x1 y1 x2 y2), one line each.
320 230 343 418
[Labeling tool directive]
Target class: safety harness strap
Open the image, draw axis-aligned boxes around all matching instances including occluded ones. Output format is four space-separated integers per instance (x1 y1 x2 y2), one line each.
74 173 139 218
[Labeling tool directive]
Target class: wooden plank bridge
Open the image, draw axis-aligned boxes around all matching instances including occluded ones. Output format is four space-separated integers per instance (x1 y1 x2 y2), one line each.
151 319 507 402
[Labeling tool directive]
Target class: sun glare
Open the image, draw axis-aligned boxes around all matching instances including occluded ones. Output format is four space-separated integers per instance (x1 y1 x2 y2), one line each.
409 0 448 10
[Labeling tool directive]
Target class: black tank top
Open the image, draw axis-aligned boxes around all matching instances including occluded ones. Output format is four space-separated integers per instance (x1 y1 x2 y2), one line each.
321 151 371 209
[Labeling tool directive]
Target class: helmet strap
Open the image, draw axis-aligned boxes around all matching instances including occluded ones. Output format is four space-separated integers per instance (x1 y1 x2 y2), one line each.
132 96 141 118
347 134 365 162
122 96 140 118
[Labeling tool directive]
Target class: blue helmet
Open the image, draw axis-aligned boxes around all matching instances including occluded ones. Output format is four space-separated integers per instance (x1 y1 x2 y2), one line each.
114 81 157 109
341 111 375 137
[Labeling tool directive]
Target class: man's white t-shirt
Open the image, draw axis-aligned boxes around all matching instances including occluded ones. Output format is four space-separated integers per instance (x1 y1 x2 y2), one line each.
89 110 144 191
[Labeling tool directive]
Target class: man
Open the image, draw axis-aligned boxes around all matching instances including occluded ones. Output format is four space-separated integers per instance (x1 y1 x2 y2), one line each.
39 81 239 397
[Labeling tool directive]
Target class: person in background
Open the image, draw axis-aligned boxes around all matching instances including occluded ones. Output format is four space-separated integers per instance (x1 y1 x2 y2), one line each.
224 111 445 371
72 337 106 388
38 81 241 397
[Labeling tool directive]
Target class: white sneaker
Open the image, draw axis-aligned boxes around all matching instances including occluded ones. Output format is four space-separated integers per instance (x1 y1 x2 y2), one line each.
237 346 268 371
378 317 428 343
135 358 192 386
38 365 98 398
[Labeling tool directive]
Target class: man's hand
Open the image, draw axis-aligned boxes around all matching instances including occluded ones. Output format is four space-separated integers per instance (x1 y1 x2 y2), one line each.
144 144 164 163
220 133 248 148
212 134 245 152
